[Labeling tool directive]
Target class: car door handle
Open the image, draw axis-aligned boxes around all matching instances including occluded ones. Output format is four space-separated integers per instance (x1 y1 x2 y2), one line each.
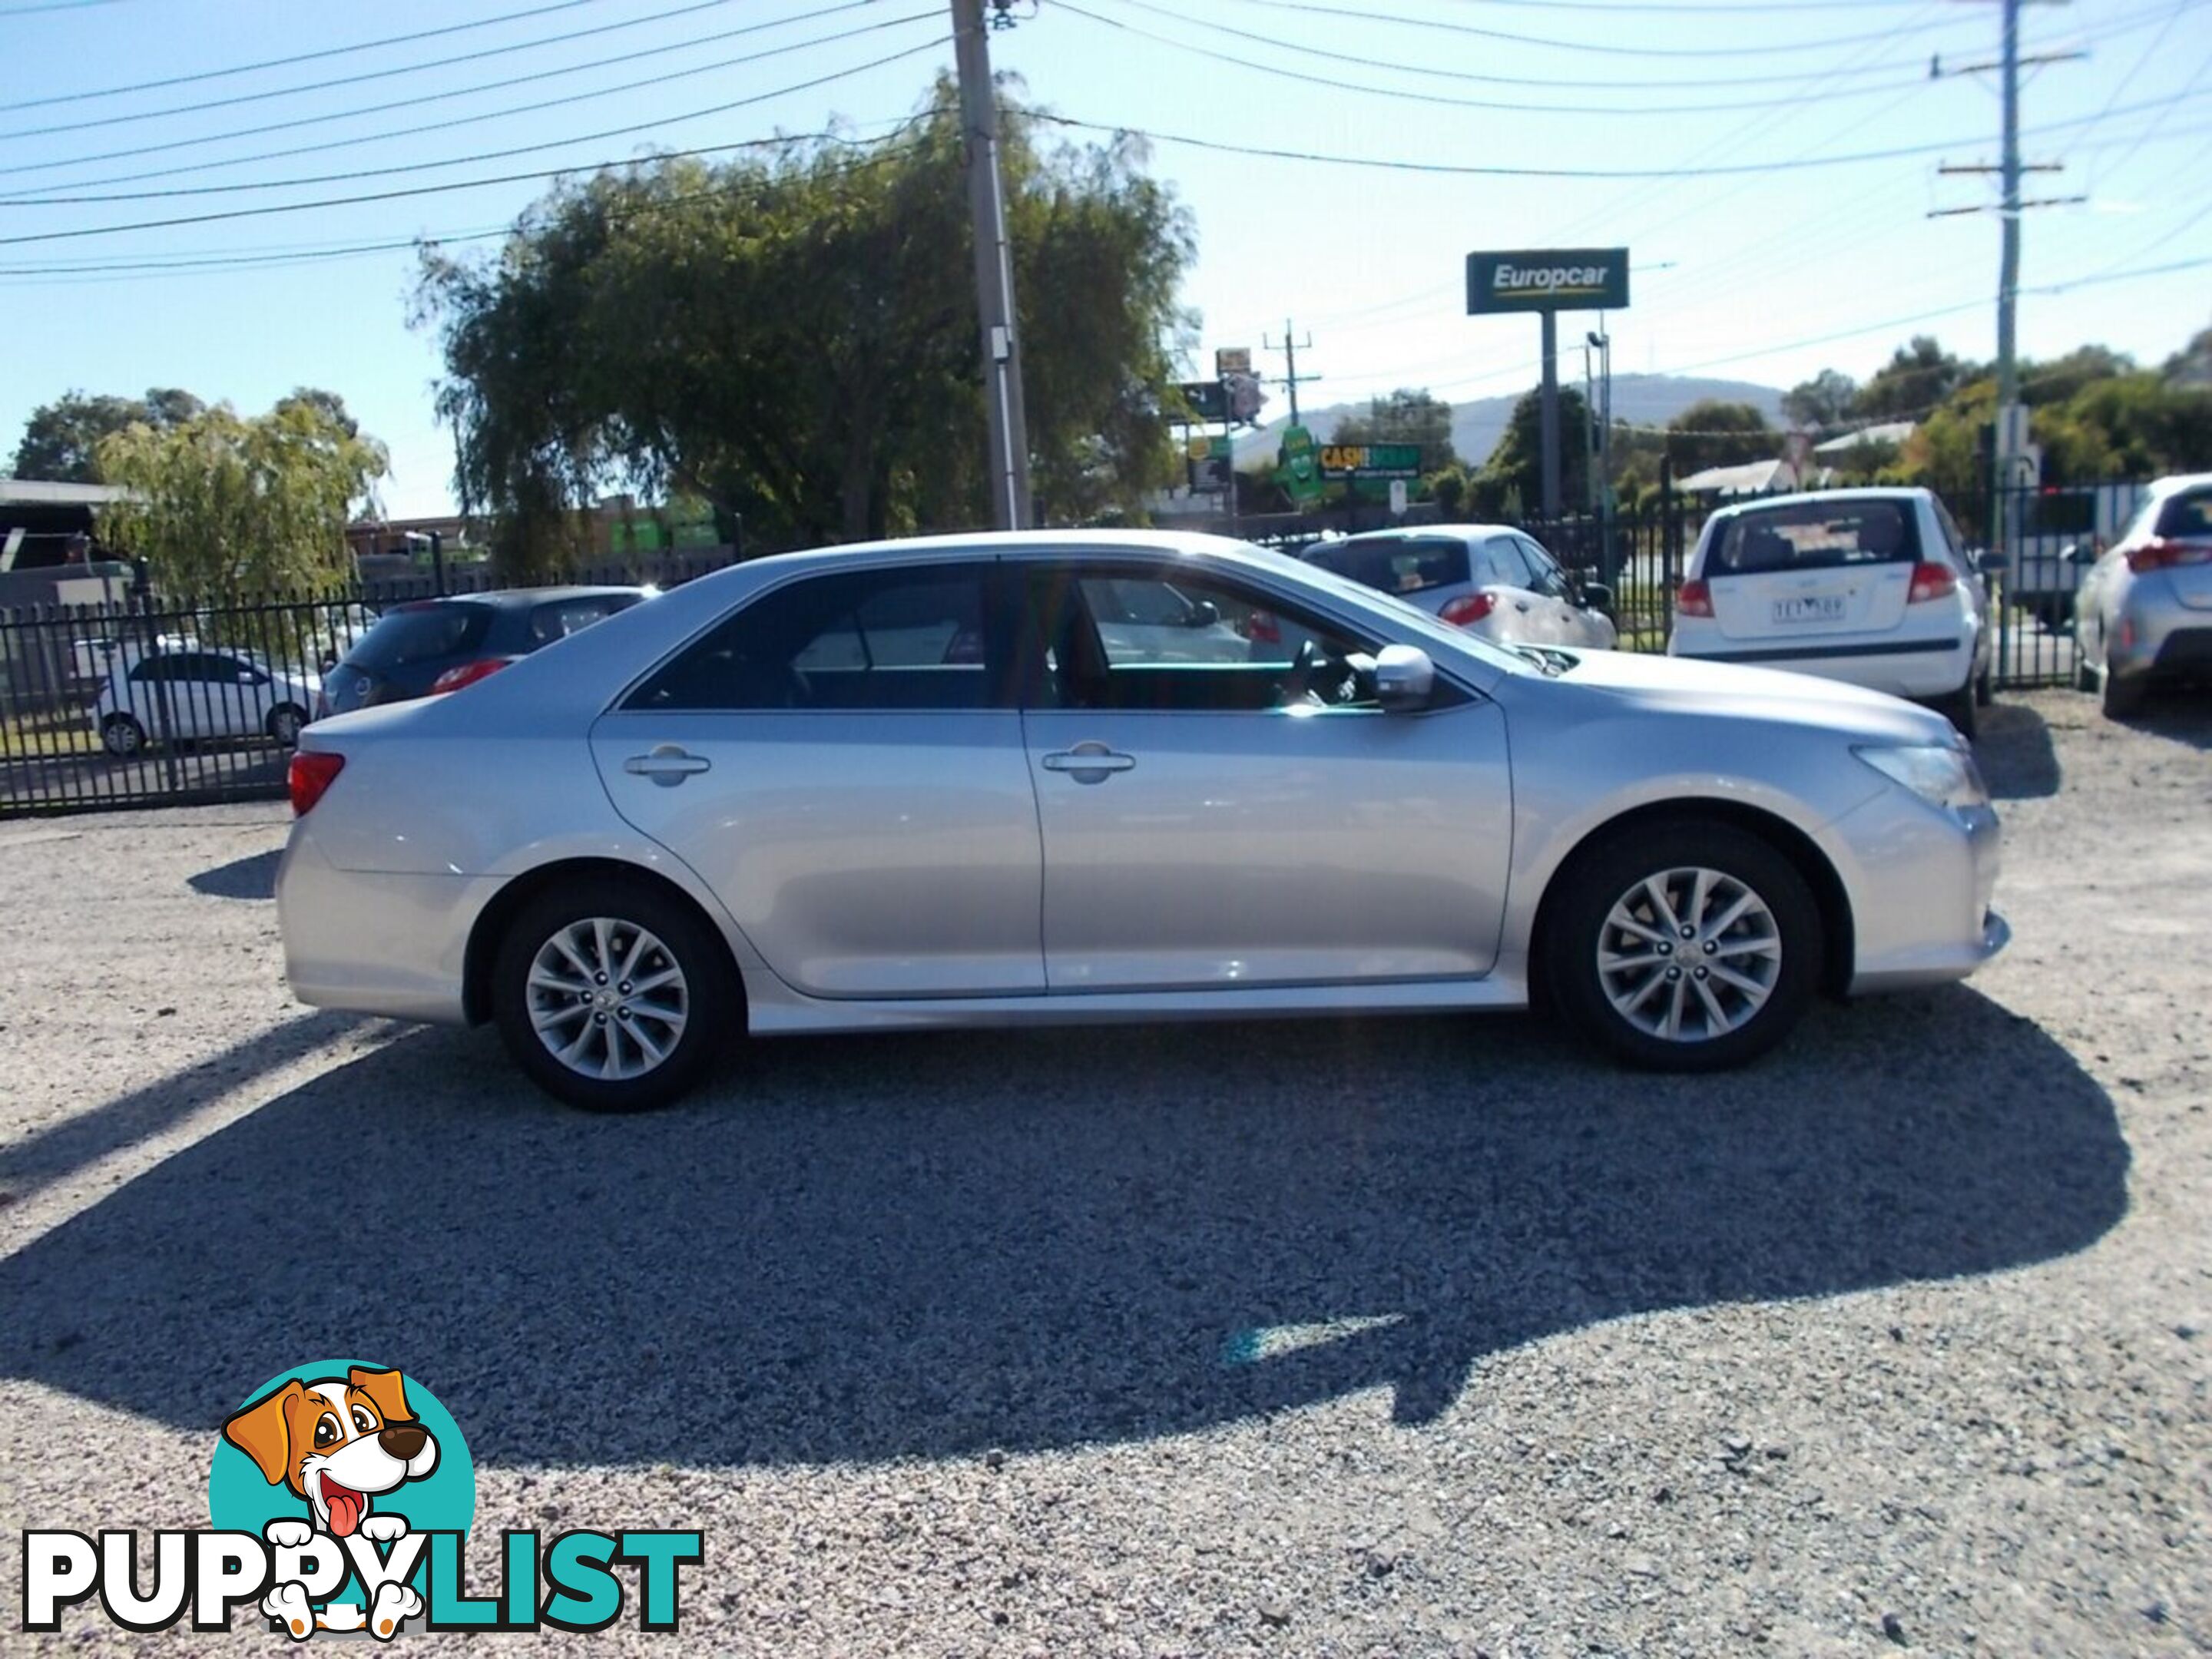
1041 746 1136 780
624 745 711 786
1514 601 1532 612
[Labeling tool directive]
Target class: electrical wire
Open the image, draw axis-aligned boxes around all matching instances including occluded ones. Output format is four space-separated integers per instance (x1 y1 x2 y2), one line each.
0 12 943 204
0 36 951 247
1220 0 1991 58
0 0 900 187
1052 0 1933 117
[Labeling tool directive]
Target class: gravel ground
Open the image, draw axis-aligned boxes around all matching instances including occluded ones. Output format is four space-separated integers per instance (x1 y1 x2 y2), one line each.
1 687 2207 1657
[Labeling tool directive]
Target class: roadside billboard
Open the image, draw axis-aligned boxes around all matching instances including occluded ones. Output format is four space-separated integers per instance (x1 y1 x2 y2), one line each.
1465 249 1629 314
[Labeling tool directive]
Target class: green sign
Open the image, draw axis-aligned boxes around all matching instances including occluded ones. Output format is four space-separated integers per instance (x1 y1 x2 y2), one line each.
1465 247 1629 314
1318 442 1422 479
1277 424 1324 508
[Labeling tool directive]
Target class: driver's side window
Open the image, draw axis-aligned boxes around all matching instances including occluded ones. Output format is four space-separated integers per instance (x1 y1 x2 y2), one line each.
1038 567 1375 713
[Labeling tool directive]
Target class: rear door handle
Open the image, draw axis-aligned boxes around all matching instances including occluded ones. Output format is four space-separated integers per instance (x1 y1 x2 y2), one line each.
624 744 711 786
1041 744 1136 780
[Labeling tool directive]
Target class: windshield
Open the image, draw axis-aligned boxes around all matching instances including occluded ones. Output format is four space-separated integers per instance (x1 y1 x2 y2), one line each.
1235 541 1528 674
345 601 492 671
1306 535 1470 596
1707 498 1922 575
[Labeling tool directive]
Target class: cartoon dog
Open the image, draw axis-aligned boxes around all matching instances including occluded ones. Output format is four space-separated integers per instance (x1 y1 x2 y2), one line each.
222 1366 437 1640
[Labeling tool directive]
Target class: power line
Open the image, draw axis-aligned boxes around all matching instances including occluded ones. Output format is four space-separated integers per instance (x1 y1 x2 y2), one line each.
1054 0 1934 116
0 0 899 187
0 0 818 142
0 12 943 204
1083 0 1959 90
1030 90 2212 181
1225 0 1990 58
0 37 951 247
8 0 614 110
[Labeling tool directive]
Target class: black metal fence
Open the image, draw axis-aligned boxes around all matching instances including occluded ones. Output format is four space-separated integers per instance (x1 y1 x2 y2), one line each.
0 552 747 820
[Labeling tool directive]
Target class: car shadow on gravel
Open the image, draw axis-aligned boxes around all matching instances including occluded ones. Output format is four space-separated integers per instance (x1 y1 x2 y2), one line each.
1975 702 2061 799
186 847 280 899
0 990 2128 1469
2118 697 2212 750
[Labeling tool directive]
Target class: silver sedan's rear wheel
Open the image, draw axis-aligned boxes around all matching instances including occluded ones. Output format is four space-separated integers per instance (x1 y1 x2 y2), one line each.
491 877 733 1111
1547 820 1821 1071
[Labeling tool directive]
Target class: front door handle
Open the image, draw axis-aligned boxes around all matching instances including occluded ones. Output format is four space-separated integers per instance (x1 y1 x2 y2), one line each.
624 744 711 786
1041 743 1136 782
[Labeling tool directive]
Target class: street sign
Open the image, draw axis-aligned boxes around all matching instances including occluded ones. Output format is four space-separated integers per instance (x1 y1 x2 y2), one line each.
1215 346 1253 377
1172 380 1227 422
1464 248 1630 315
1318 442 1422 478
1187 435 1233 493
1389 478 1408 516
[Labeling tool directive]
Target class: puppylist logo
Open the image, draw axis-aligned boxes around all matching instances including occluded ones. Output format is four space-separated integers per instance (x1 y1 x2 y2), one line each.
20 1360 701 1640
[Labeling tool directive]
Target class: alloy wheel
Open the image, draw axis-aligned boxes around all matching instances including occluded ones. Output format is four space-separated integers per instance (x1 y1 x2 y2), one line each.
1595 866 1782 1043
525 916 690 1081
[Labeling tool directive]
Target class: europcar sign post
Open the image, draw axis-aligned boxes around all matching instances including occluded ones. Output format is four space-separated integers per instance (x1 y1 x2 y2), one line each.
1465 247 1628 517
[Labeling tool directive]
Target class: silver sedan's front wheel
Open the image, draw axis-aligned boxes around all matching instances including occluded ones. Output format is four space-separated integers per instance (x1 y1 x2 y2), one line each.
492 878 733 1111
1549 821 1821 1071
1596 868 1783 1045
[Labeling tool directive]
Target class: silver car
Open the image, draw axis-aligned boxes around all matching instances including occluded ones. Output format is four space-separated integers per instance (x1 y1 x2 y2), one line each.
279 531 2008 1111
1297 525 1618 649
2073 472 2212 718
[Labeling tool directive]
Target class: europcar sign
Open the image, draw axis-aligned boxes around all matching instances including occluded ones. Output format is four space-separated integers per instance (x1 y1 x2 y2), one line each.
1465 248 1629 313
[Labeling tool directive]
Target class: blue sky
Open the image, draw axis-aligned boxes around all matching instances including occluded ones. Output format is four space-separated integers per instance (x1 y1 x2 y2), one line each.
2 0 2207 515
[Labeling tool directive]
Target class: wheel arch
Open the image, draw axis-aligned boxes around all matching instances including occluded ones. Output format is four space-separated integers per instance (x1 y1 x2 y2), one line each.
1530 798 1856 1000
462 856 747 1027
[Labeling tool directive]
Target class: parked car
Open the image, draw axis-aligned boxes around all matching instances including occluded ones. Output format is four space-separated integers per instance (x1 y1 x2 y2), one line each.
1667 488 1997 738
316 587 651 717
280 531 2006 1111
2073 472 2212 718
2005 479 2146 630
92 644 317 755
1297 525 1618 650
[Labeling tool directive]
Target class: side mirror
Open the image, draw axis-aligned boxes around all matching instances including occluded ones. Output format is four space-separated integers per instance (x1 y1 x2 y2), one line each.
1373 644 1435 712
1578 581 1615 613
1186 600 1221 628
2065 542 2100 566
1975 551 2008 575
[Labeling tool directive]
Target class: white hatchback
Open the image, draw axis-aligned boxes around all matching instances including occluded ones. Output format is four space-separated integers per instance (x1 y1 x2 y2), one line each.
1667 488 1993 737
91 644 318 755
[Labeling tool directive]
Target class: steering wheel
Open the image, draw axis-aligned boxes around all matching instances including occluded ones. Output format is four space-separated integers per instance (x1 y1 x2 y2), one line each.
1280 637 1326 704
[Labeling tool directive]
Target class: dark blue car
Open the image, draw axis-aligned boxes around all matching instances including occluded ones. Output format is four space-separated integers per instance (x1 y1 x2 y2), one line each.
317 587 651 718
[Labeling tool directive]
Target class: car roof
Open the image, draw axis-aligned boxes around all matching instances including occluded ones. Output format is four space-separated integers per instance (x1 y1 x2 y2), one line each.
1706 487 1931 524
2150 472 2212 496
397 585 651 609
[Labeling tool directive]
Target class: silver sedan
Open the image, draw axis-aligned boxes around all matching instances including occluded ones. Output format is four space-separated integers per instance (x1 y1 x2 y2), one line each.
2074 471 2212 718
278 531 2008 1111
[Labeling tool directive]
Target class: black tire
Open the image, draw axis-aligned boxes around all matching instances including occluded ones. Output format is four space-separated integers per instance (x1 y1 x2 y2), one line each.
101 714 145 757
2101 666 2148 720
267 704 306 748
490 876 737 1111
1974 664 1994 707
1935 678 1978 740
2074 657 2098 694
1545 820 1823 1073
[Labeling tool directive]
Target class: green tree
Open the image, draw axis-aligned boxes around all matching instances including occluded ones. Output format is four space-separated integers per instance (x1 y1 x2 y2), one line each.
10 387 204 482
415 91 1194 572
2019 344 2134 407
1426 463 1468 515
1664 399 1773 475
94 398 387 599
1782 369 1857 431
1329 388 1458 476
1479 384 1588 515
1853 336 1974 422
2164 325 2212 389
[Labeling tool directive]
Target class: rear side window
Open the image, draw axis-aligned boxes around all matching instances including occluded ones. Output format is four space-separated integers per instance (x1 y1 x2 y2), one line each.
1707 501 1922 575
2155 488 2212 538
628 567 996 711
1307 536 1469 595
346 603 492 671
528 595 641 644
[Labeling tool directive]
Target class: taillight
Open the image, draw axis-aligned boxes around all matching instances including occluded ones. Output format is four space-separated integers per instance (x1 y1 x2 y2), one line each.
429 657 518 694
1907 561 1958 604
2128 537 2212 574
289 751 344 816
1676 578 1714 618
1439 591 1497 627
1242 611 1282 644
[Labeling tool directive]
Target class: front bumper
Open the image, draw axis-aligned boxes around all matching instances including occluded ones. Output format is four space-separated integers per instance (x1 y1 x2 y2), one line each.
1829 787 2008 993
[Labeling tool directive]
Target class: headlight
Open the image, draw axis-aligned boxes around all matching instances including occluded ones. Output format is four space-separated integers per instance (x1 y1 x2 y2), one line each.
1853 743 1990 812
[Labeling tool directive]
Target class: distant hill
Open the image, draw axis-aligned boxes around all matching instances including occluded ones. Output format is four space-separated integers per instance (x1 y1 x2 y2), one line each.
1233 374 1788 468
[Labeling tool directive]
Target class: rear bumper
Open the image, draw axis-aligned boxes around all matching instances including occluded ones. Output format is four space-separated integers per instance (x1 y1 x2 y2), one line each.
276 829 489 1025
1671 635 1972 699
